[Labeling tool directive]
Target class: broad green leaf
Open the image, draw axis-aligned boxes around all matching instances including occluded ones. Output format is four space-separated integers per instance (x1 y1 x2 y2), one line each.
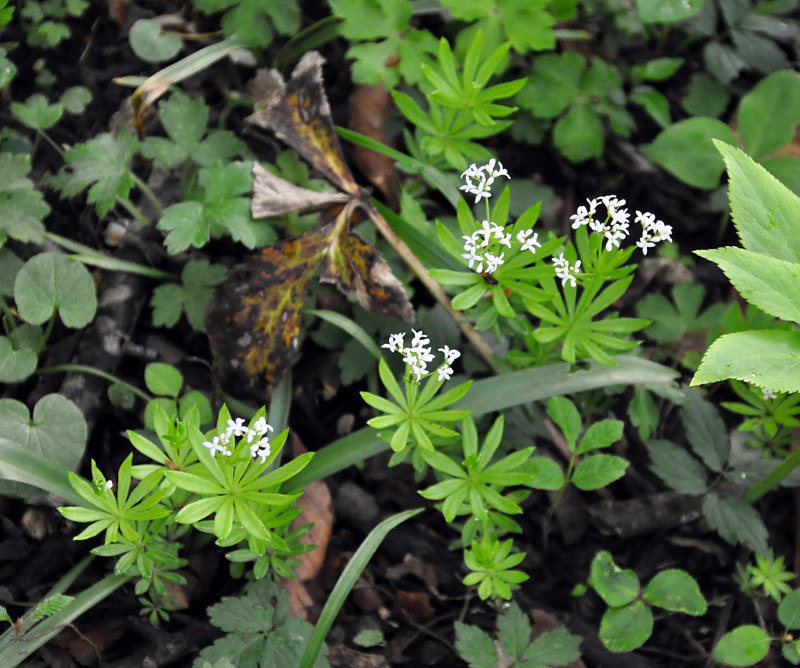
129 19 182 63
715 141 800 264
576 419 623 454
524 456 565 490
645 439 708 495
0 336 37 383
15 253 97 328
692 330 800 393
145 363 183 397
553 103 604 163
738 70 800 159
520 626 582 667
632 57 684 81
779 589 800 630
702 493 768 556
10 93 63 130
59 86 92 114
681 390 729 473
454 621 497 668
643 569 706 615
599 601 653 653
714 625 770 666
546 396 581 449
643 118 738 189
0 154 48 243
589 551 640 607
682 72 729 117
572 454 628 490
636 0 701 23
0 395 86 497
697 247 800 324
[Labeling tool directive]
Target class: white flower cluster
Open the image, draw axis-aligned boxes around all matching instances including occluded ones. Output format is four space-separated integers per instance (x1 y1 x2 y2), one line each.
382 329 461 382
461 220 541 275
203 416 274 463
569 195 672 255
460 159 510 203
761 388 777 401
552 253 581 288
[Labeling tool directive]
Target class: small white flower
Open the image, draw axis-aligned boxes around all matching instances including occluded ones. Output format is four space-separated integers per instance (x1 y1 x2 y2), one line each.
203 436 226 457
439 345 461 364
459 160 510 203
437 365 453 381
249 437 271 464
517 229 541 254
497 232 512 248
227 417 247 438
570 205 591 229
461 247 482 270
253 416 273 436
552 253 580 288
762 388 777 400
484 251 505 273
411 328 430 349
636 236 656 254
104 480 113 491
382 333 405 353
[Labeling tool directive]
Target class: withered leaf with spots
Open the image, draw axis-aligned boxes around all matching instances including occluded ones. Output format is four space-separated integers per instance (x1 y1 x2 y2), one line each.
204 229 330 401
321 230 414 323
246 52 360 196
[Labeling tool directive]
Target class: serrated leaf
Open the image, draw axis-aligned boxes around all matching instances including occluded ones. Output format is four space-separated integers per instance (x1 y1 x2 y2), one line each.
696 247 800 325
59 130 137 218
15 253 97 328
520 626 583 667
714 625 770 666
0 154 48 243
524 456 565 491
454 621 498 668
599 602 653 653
717 141 800 263
546 396 581 449
150 283 182 328
60 86 92 114
681 390 729 472
702 493 769 556
0 395 86 497
497 601 530 660
129 18 182 63
572 454 628 490
553 103 604 163
645 439 708 495
692 330 800 393
643 569 706 615
576 419 623 454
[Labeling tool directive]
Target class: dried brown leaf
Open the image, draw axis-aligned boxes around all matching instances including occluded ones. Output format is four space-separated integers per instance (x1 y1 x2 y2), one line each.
251 161 349 218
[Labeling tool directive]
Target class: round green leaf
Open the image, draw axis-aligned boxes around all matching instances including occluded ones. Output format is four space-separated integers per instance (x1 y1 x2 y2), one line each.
144 362 183 397
108 382 136 410
599 601 653 653
0 394 87 497
714 625 770 666
15 253 97 328
779 589 800 629
129 19 182 63
642 118 738 189
179 390 213 425
144 397 177 431
524 456 565 490
59 86 92 115
643 569 707 615
589 551 640 607
0 336 37 383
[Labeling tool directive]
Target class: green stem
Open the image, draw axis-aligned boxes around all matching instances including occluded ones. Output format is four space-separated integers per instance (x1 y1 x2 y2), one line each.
0 295 16 332
38 364 151 402
41 314 56 347
745 447 800 503
130 172 164 217
38 129 65 158
116 195 151 227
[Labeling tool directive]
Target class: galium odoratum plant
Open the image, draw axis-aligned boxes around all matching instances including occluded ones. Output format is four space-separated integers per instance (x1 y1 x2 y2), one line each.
360 329 472 472
58 403 314 598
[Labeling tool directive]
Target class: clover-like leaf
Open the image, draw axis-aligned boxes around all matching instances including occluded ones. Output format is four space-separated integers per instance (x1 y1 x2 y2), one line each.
129 18 182 63
0 394 87 497
15 253 97 328
0 337 37 383
0 154 48 244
